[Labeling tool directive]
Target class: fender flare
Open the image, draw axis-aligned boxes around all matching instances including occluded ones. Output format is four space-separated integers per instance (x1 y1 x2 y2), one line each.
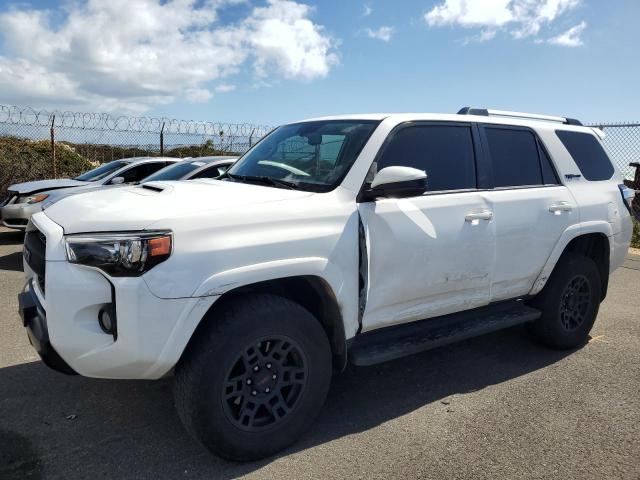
529 221 613 295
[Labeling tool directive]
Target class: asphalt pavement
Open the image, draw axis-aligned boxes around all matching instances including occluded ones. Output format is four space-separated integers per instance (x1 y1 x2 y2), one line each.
0 226 639 480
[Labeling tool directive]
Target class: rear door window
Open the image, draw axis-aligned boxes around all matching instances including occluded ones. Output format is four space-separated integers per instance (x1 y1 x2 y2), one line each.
483 127 543 188
376 124 477 192
118 162 167 183
556 130 614 181
191 165 227 179
539 145 560 185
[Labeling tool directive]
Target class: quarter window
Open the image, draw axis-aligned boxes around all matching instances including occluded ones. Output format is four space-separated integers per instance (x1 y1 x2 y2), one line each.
376 125 476 192
484 128 543 187
556 130 614 181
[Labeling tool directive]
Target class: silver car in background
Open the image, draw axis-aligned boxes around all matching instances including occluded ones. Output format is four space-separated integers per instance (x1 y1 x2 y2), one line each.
141 156 237 183
1 157 179 229
40 156 238 211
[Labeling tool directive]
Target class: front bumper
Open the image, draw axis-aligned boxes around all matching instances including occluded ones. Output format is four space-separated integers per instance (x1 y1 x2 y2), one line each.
22 212 220 380
2 201 43 230
18 282 77 375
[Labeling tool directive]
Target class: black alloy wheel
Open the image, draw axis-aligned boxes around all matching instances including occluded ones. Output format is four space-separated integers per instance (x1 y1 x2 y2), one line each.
222 337 308 431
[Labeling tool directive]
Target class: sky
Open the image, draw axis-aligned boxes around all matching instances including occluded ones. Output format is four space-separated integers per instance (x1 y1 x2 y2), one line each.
0 0 638 126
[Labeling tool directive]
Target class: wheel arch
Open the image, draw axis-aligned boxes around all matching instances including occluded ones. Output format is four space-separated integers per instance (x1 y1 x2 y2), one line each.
184 275 348 372
562 233 610 300
531 225 611 300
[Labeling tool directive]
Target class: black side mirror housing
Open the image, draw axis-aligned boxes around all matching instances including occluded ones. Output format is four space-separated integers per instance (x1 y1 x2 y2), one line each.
362 177 428 201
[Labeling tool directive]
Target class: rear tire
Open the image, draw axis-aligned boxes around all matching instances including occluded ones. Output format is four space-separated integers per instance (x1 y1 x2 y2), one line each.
173 293 332 461
528 252 601 349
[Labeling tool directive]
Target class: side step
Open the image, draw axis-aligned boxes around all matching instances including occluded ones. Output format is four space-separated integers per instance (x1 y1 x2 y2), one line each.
348 301 541 366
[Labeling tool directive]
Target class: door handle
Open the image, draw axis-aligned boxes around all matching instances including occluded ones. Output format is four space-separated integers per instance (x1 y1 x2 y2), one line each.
465 209 493 222
549 202 574 214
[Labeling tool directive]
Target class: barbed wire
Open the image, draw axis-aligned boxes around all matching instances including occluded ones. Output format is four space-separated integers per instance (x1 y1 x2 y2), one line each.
0 104 275 138
0 104 638 195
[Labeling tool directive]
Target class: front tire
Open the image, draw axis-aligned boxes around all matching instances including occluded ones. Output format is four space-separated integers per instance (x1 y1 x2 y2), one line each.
528 253 602 349
173 293 332 461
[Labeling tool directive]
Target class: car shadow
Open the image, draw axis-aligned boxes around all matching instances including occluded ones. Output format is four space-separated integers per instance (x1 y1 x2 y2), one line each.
0 326 574 480
0 229 24 246
0 252 23 272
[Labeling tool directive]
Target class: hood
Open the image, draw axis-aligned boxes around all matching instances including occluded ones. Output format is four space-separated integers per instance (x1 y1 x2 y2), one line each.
43 179 314 234
43 183 119 206
8 179 89 195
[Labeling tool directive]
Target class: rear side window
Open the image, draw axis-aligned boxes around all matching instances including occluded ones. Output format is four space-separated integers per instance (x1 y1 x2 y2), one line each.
118 162 167 183
556 130 614 181
377 125 476 192
484 128 542 187
539 146 560 185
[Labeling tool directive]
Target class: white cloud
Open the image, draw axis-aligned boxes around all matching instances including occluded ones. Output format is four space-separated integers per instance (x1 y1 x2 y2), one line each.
245 0 339 81
0 0 338 113
364 26 395 42
547 21 586 46
185 88 214 103
426 0 513 28
461 28 497 44
363 4 372 16
425 0 584 43
215 83 237 93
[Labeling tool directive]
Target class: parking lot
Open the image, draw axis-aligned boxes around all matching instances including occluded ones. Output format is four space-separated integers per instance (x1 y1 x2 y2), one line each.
0 225 638 480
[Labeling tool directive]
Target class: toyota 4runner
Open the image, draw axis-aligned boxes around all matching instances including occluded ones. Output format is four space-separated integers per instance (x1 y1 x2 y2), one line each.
18 108 635 461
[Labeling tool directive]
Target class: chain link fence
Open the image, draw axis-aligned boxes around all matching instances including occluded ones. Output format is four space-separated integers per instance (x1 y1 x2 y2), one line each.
1 104 639 199
0 104 274 196
587 122 640 180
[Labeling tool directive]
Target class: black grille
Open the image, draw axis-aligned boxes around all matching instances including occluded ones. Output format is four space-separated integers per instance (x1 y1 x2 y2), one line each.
24 228 46 295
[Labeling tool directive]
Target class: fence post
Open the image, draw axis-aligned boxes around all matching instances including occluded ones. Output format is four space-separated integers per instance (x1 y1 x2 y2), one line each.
160 122 165 156
50 114 57 178
249 128 255 148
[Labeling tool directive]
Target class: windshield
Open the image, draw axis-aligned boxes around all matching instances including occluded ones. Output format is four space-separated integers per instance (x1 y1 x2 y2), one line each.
142 161 203 182
226 120 380 192
74 160 128 182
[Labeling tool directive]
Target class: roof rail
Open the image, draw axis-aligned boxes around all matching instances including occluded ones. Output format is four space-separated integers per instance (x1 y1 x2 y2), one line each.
457 107 582 126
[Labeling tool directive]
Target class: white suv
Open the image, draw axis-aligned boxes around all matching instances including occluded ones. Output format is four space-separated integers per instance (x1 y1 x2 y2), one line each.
19 108 634 461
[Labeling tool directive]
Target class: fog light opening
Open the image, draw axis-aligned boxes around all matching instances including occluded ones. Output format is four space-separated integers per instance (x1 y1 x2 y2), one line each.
98 306 117 338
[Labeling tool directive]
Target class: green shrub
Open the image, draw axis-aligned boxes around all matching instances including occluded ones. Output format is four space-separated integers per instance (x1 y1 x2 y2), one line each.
632 219 640 249
0 137 93 196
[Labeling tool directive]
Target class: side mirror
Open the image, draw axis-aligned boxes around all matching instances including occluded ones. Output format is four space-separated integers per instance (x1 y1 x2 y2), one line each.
363 166 427 200
110 177 125 185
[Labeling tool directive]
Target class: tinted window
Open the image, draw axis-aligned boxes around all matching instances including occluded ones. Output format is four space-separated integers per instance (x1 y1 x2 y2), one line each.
143 161 201 182
485 128 542 187
75 161 128 182
556 130 614 181
539 145 560 185
191 165 227 179
117 162 167 183
377 125 476 191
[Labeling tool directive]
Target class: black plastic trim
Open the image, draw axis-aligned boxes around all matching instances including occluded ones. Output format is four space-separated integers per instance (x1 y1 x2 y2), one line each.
348 301 541 366
18 283 77 375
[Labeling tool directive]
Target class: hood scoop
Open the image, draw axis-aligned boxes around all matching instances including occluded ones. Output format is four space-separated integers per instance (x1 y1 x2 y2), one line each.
141 184 165 192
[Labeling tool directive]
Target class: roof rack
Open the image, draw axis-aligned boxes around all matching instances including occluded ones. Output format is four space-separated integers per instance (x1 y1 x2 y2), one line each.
457 107 583 126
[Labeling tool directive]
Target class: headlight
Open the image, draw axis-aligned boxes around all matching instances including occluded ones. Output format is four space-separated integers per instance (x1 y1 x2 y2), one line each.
22 193 49 204
64 231 172 276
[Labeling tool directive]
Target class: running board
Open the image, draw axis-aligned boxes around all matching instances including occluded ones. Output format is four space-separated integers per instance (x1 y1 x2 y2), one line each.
348 302 541 366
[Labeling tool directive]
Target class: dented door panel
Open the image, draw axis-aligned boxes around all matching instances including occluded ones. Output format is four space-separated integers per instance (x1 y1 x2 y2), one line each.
358 191 496 332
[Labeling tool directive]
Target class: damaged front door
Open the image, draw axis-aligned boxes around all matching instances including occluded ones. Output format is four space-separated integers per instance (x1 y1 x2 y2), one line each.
357 122 496 332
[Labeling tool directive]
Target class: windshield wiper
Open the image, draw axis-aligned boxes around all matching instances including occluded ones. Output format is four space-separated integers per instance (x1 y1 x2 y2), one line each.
226 173 299 190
